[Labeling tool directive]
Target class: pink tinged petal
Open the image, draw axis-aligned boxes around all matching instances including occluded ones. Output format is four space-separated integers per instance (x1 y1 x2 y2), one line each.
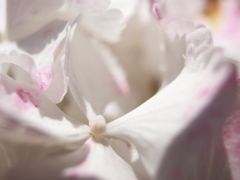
149 0 163 20
34 21 69 103
152 3 161 20
67 24 129 121
6 0 63 40
189 132 232 180
44 47 69 103
34 68 52 90
0 74 89 144
160 18 195 40
223 89 240 180
0 20 68 102
18 20 67 91
64 137 137 180
107 54 237 178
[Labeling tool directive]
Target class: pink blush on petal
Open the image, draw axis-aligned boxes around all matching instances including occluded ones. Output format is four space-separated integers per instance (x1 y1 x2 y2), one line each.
198 87 212 97
35 71 53 90
50 45 59 56
116 81 130 96
16 89 39 109
153 3 161 20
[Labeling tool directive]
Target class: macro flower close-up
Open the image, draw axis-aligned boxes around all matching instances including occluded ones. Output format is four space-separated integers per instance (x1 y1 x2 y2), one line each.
0 0 239 180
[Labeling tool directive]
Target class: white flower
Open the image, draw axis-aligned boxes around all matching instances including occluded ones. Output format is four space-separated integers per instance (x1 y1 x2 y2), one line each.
0 1 237 180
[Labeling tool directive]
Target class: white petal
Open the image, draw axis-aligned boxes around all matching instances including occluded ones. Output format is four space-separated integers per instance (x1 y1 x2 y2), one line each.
16 20 67 92
159 0 207 20
0 50 35 76
159 33 186 87
3 144 90 180
0 20 68 103
67 24 129 121
0 0 6 38
64 137 137 180
160 23 213 87
61 0 124 43
43 33 69 103
223 89 240 180
109 138 151 180
107 52 237 178
79 8 124 43
160 18 195 41
186 26 212 48
0 74 89 145
57 90 89 125
187 132 232 180
109 0 137 24
108 2 162 119
6 0 63 40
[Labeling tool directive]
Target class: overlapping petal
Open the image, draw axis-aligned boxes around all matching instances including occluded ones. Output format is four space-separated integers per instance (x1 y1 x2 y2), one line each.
64 137 137 180
159 18 194 87
108 1 162 119
159 19 213 87
223 88 240 180
67 24 129 122
3 145 90 180
3 0 125 43
0 74 89 145
107 48 237 178
0 20 68 103
59 0 124 43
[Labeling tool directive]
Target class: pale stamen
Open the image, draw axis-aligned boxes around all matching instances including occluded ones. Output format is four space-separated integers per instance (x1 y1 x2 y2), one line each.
89 115 106 135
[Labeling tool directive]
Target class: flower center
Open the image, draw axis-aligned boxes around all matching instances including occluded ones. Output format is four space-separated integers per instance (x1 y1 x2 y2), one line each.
89 115 106 135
